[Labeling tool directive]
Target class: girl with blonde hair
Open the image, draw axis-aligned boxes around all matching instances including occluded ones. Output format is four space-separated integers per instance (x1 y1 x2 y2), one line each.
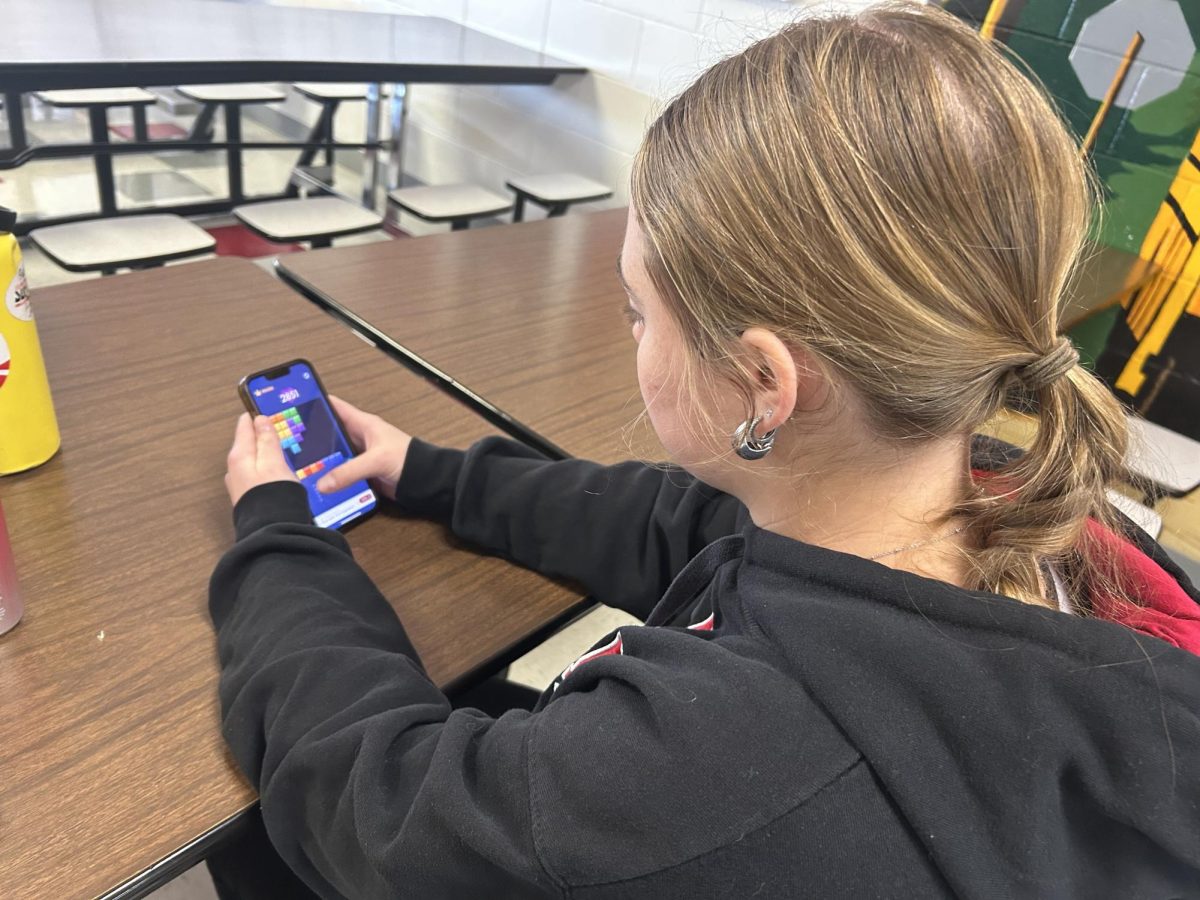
211 4 1200 896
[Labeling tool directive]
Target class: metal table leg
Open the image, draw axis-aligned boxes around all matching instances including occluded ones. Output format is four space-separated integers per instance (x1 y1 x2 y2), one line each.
3 91 27 152
385 83 408 190
188 103 217 142
224 103 244 204
132 105 150 143
361 82 383 209
87 107 118 216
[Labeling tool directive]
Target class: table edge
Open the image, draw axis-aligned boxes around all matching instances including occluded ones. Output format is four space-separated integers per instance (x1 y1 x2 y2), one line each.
274 260 570 461
0 61 587 93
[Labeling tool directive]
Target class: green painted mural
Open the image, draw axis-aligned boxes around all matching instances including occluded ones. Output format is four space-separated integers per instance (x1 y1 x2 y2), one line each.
943 0 1200 439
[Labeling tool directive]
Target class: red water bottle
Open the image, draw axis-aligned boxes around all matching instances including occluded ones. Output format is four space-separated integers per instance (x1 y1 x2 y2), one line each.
0 498 22 636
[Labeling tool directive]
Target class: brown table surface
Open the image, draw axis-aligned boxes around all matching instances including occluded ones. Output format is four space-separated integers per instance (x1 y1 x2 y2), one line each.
277 208 660 465
0 259 584 900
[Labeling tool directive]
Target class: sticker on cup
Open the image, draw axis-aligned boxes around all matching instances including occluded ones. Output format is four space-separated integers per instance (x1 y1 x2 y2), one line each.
5 261 31 322
0 332 9 390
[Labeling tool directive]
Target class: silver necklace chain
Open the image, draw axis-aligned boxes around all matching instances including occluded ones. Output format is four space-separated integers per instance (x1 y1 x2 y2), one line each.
867 524 969 562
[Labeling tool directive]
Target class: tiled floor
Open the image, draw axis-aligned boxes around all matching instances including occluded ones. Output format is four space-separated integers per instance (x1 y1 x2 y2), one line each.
5 95 632 899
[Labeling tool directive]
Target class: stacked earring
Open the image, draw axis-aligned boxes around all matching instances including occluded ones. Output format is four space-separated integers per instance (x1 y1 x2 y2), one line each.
732 412 776 460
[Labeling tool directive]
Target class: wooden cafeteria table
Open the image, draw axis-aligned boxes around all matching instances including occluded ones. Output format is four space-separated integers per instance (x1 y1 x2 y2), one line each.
276 208 653 465
0 259 585 899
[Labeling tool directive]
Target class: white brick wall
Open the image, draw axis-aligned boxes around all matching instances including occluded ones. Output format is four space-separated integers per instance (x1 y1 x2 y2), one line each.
273 0 880 230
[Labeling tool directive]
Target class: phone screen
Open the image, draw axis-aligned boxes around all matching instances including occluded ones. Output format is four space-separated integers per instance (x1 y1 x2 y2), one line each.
244 362 376 530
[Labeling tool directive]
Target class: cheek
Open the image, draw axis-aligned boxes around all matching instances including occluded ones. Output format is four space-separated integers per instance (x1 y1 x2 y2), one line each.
636 327 696 458
636 327 672 412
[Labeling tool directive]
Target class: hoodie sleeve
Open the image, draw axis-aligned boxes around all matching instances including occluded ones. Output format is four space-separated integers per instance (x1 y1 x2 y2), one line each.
210 481 561 900
395 436 746 620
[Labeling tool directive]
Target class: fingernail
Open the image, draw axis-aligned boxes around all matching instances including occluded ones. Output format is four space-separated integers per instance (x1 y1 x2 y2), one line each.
316 476 332 492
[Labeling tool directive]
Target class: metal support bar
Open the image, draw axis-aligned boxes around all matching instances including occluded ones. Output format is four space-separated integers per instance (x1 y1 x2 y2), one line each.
385 82 408 190
132 106 149 143
362 83 383 209
188 103 217 142
4 91 28 151
286 102 338 199
87 106 118 216
0 137 380 169
223 103 244 204
512 194 526 223
324 99 340 168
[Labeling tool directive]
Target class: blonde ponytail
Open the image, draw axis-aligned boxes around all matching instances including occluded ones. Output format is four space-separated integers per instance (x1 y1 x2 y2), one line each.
958 353 1130 607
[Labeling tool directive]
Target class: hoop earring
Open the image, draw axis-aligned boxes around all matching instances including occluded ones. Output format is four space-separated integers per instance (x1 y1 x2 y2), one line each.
732 412 777 461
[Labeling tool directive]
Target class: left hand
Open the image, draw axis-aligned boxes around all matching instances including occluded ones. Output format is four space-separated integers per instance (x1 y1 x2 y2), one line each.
225 413 299 507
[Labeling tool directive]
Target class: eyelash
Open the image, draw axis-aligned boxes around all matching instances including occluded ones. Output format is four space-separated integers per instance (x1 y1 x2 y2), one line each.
623 303 644 327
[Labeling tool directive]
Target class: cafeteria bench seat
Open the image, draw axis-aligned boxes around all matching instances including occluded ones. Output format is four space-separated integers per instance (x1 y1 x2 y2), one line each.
388 183 513 231
506 173 612 222
29 214 215 274
234 196 383 248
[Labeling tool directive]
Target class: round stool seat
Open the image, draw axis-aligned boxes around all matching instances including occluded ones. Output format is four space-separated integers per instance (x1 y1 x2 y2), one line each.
30 215 215 273
388 184 512 223
35 88 158 108
506 173 612 205
235 197 383 244
176 84 286 104
292 83 384 101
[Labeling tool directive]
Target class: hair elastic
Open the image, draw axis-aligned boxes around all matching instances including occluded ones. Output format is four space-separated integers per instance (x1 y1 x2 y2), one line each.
1015 337 1078 391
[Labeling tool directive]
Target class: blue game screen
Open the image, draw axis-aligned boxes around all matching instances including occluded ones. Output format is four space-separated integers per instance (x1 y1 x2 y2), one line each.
246 362 376 529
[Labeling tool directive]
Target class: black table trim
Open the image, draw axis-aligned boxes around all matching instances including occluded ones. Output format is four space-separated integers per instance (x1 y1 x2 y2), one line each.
275 260 570 462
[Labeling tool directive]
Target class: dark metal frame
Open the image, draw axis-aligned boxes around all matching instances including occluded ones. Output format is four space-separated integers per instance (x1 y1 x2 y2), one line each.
0 63 581 95
276 261 568 458
284 98 342 199
0 135 380 236
507 183 615 223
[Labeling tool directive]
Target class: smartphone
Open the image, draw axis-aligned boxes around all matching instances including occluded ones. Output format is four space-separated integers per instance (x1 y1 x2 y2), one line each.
238 359 377 530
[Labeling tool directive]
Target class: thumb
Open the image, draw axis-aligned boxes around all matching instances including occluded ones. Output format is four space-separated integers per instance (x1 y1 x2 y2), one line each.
316 452 377 493
254 416 285 463
328 395 371 449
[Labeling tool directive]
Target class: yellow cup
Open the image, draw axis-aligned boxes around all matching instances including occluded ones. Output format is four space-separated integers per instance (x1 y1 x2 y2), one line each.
0 208 60 474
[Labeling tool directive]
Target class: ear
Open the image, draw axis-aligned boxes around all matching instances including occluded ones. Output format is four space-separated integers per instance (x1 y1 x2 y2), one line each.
737 327 800 431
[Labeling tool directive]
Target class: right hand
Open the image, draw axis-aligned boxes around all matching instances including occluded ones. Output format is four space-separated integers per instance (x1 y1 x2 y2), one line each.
317 396 413 500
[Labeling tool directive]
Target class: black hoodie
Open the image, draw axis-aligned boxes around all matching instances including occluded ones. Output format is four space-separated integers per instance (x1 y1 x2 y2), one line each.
210 436 1200 898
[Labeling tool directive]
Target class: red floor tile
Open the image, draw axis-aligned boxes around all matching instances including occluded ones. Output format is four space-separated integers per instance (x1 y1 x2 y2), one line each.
205 223 304 258
109 123 190 141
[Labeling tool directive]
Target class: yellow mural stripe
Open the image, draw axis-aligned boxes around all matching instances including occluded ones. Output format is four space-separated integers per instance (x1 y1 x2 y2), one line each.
980 0 1009 41
1138 197 1178 262
1116 247 1200 395
1130 228 1188 337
